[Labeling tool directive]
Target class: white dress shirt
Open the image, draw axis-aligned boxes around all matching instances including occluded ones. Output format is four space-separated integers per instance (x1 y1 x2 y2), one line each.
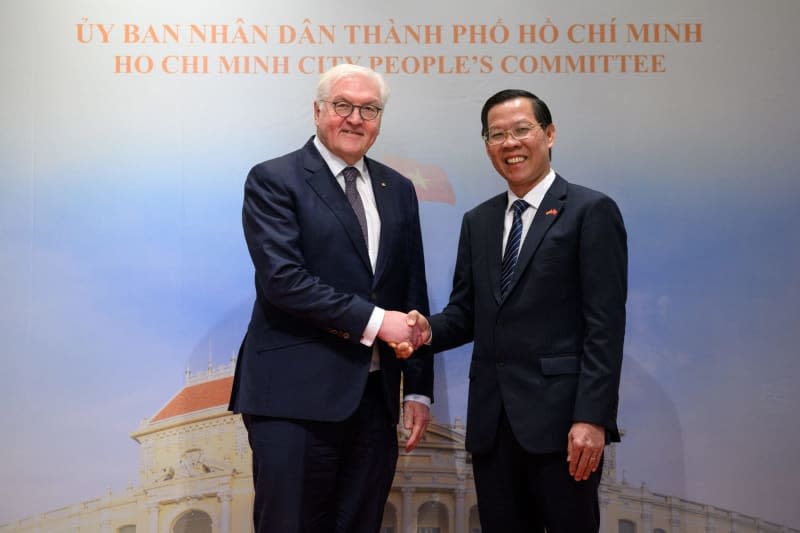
502 168 557 261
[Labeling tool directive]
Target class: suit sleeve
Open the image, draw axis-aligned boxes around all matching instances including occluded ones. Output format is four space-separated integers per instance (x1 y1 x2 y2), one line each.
243 163 374 340
573 195 628 429
429 212 477 352
398 184 434 399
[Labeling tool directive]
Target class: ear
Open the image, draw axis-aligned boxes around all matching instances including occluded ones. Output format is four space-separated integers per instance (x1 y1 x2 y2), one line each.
313 101 321 125
545 123 557 148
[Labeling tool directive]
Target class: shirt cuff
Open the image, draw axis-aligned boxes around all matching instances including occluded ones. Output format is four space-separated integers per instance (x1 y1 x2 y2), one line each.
361 306 384 346
403 394 431 407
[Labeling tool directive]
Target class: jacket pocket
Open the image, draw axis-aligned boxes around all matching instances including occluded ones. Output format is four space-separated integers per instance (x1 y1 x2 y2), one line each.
540 355 579 376
256 328 322 351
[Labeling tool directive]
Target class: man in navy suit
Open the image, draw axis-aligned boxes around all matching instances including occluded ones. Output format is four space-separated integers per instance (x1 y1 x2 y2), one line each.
229 64 434 533
398 90 627 532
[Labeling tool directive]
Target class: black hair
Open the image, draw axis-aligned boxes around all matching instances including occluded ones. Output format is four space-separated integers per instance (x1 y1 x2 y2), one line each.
480 89 553 137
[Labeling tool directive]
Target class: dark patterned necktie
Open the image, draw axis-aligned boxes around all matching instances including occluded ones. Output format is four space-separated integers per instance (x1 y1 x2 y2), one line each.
500 199 530 295
343 166 368 245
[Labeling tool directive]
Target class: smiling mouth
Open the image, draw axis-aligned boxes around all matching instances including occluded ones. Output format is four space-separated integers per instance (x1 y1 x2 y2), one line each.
505 156 526 164
342 129 364 136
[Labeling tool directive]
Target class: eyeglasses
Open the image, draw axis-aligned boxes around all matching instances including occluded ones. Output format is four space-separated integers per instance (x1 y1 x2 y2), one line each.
321 100 382 121
483 122 542 145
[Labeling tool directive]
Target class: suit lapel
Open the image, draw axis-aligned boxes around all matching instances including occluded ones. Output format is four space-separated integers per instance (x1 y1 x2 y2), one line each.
503 175 568 300
368 160 394 288
302 142 372 272
483 194 508 305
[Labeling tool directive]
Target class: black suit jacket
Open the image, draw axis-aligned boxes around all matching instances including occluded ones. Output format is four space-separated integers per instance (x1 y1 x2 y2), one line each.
229 138 433 423
429 174 626 454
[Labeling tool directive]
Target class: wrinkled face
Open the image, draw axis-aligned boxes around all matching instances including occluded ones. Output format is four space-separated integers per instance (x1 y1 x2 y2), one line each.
314 75 382 165
485 97 556 197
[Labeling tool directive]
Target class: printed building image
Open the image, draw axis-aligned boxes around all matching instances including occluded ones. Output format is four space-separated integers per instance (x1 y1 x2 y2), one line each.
1 360 796 533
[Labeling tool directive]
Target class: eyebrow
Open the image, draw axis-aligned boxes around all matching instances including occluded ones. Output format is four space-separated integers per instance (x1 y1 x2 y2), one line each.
488 120 535 130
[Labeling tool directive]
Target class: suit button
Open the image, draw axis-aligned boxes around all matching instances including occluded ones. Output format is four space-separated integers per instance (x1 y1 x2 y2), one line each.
497 361 505 367
370 292 377 301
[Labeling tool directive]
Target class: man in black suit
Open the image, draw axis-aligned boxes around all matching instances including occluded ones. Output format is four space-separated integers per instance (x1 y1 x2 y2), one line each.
397 89 627 532
229 64 434 533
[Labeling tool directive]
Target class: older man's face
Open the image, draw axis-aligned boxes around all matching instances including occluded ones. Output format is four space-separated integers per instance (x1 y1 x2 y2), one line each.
314 75 382 165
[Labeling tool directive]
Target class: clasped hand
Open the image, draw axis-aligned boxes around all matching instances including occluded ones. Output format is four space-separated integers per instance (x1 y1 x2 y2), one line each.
377 310 431 359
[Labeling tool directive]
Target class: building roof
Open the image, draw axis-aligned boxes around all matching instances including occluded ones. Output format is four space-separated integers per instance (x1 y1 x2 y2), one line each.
151 376 234 423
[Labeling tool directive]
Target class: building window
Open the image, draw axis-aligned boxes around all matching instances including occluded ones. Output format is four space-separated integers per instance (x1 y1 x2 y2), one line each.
618 519 636 533
381 501 397 533
118 527 136 533
418 500 449 533
468 504 481 533
173 510 212 533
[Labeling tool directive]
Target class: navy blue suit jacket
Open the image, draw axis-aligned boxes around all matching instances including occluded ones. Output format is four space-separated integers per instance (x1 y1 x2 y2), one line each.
229 138 434 423
429 174 627 454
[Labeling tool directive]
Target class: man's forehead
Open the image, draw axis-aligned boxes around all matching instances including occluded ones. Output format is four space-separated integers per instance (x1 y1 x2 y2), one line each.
488 98 534 117
330 75 376 90
488 109 536 128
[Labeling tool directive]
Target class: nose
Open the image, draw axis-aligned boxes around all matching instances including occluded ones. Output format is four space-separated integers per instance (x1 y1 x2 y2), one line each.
502 133 522 147
346 109 364 125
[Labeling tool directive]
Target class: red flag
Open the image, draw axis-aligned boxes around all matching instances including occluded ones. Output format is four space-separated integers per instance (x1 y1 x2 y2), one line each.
383 155 456 205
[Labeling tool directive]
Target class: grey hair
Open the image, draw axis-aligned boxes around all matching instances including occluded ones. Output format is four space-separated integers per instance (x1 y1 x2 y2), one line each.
315 64 390 107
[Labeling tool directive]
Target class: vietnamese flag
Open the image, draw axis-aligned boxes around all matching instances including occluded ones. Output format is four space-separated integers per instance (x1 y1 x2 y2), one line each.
383 155 456 205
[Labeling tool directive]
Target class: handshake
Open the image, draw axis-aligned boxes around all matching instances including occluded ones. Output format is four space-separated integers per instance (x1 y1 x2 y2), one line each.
378 310 431 359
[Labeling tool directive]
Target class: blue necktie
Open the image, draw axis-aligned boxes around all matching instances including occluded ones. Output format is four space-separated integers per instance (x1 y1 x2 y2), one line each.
500 199 529 295
343 166 368 245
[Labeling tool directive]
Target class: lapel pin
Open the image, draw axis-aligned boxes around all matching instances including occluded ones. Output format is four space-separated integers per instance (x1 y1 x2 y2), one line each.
545 208 558 216
380 181 387 187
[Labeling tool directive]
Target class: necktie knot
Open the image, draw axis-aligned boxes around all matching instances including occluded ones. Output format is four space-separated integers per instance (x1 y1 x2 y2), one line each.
512 199 529 216
343 166 359 183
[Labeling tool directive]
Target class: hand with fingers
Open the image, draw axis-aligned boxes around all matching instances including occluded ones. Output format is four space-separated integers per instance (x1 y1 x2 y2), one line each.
402 400 431 452
567 422 605 481
388 310 431 359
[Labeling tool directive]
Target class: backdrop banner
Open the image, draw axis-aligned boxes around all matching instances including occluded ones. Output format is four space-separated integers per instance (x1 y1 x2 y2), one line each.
2 1 799 530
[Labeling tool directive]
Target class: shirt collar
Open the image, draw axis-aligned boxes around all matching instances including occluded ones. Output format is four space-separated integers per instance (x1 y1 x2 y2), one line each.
313 136 366 180
506 168 556 211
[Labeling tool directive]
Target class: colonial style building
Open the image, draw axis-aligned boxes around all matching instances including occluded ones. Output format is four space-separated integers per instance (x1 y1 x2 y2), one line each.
1 361 796 533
